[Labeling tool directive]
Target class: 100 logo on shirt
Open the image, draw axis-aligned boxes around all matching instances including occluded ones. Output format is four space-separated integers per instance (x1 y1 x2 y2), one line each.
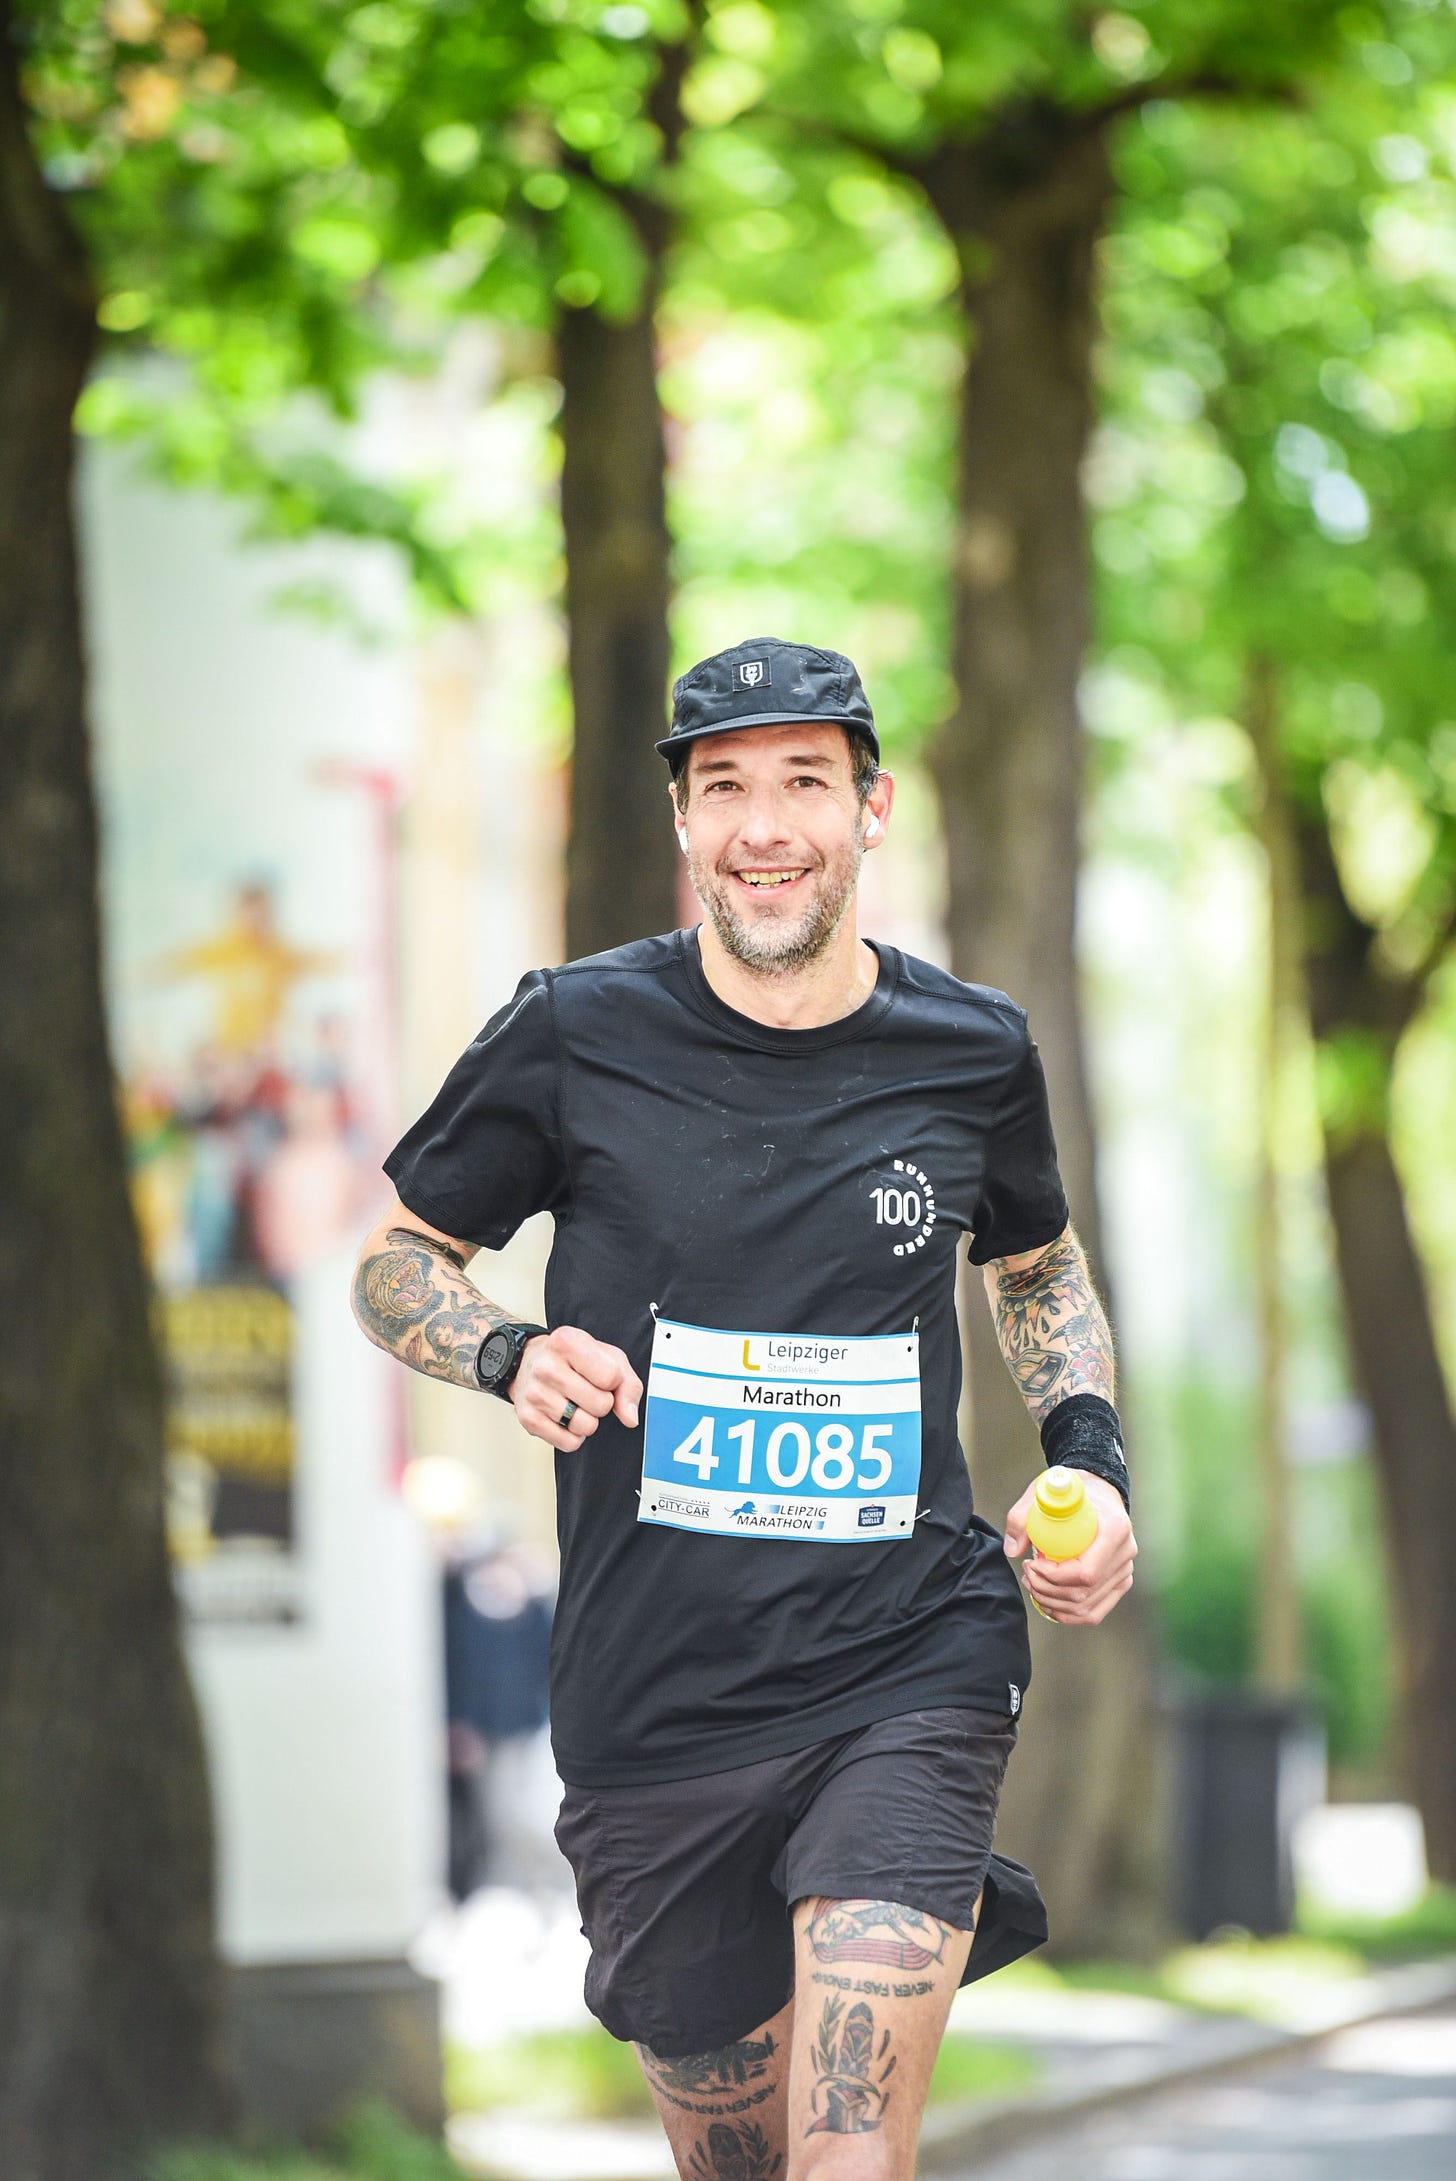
869 1157 937 1259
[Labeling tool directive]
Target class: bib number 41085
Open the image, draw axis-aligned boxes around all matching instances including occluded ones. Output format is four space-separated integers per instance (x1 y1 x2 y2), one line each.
671 1416 894 1493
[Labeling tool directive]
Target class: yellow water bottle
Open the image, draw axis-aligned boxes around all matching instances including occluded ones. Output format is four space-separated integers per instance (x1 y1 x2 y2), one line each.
1023 1467 1098 1618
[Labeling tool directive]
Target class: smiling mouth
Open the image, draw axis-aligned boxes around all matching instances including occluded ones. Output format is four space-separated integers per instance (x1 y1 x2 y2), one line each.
732 868 807 892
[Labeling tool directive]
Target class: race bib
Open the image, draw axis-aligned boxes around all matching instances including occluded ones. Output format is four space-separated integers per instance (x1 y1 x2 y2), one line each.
639 1317 921 1542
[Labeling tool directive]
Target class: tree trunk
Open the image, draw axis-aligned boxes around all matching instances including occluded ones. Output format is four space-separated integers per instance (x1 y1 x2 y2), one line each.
556 34 692 961
1247 656 1302 1692
1291 803 1456 1880
0 16 232 2174
921 109 1164 1952
557 294 677 958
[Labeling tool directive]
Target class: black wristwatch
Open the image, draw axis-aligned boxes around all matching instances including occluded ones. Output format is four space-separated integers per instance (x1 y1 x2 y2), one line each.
473 1321 548 1401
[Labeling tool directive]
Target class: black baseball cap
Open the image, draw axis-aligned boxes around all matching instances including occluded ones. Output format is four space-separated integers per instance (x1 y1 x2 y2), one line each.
655 636 879 774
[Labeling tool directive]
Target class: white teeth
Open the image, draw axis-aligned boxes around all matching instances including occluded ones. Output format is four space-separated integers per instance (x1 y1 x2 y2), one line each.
738 871 802 887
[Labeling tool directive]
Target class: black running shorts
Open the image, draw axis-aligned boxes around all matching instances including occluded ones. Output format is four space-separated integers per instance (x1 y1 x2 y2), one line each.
554 1704 1046 2057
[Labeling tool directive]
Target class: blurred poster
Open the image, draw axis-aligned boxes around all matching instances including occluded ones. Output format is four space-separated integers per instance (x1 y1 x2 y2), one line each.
87 446 412 1625
125 877 377 1623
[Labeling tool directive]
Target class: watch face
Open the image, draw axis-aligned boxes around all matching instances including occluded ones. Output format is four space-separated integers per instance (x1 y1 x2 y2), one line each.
477 1330 514 1386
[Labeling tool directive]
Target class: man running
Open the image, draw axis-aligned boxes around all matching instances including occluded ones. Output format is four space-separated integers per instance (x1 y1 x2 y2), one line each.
351 637 1136 2178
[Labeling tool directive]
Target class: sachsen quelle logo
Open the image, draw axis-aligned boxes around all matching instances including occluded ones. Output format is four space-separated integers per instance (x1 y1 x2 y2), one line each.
858 1504 886 1529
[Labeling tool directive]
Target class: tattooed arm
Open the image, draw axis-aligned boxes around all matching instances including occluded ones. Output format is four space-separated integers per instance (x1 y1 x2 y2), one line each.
350 1194 642 1450
350 1204 511 1390
983 1224 1137 1626
979 1222 1115 1427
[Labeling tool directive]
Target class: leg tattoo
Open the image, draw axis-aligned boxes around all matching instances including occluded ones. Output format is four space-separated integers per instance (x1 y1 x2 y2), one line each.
805 1898 953 1973
806 1996 896 2135
639 2033 780 2119
687 2121 782 2180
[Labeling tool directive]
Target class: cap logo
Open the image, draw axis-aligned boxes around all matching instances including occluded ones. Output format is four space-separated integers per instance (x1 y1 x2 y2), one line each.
737 659 768 688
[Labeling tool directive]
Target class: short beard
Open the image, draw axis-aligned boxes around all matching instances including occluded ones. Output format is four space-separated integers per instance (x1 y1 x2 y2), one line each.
688 836 863 976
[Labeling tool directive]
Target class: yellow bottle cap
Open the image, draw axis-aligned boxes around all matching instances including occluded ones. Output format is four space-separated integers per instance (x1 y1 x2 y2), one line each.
1035 1466 1086 1515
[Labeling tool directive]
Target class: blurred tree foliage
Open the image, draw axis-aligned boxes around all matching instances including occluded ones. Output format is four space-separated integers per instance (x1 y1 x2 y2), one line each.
26 0 697 949
1155 1374 1393 1773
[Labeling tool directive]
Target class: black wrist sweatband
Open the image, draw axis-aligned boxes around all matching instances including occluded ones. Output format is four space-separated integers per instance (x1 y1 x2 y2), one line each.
1039 1394 1131 1513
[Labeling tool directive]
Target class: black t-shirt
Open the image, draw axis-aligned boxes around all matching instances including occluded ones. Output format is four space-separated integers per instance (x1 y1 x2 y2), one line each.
385 930 1069 1786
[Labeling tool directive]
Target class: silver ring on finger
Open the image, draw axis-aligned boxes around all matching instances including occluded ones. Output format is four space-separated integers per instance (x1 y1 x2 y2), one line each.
558 1400 578 1431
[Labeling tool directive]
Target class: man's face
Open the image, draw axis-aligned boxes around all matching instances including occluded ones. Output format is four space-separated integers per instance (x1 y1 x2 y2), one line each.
672 723 886 974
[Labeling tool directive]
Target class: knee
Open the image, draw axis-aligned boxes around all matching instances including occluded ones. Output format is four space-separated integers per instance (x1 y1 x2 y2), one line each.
789 2134 900 2181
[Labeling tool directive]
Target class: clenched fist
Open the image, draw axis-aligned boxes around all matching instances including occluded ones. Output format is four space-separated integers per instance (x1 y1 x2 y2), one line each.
511 1325 644 1451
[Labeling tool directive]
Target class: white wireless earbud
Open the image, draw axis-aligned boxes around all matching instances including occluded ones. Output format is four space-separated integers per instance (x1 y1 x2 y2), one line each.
677 828 689 854
864 814 880 840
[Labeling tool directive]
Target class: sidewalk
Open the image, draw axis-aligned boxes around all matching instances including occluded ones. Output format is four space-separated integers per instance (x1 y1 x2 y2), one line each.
420 1893 1456 2181
919 1951 1456 2171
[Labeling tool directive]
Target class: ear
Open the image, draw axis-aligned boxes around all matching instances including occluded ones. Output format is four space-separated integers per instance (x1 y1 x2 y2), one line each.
862 768 895 850
667 774 688 849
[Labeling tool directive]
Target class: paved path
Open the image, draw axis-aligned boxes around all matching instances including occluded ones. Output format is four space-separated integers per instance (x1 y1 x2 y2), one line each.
945 2007 1456 2181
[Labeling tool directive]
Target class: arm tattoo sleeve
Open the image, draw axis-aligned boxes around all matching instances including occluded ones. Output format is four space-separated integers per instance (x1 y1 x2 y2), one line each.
987 1226 1115 1427
352 1233 513 1390
385 1225 467 1271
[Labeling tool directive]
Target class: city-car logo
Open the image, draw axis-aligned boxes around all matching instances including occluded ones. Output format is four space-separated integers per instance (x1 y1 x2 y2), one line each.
737 660 767 687
871 1157 938 1258
858 1504 886 1529
655 1491 710 1520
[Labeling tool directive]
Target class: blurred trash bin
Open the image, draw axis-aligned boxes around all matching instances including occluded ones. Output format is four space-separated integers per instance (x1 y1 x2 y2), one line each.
1172 1688 1327 1938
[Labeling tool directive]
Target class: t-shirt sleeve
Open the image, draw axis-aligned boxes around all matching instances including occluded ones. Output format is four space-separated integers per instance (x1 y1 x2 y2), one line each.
967 1015 1070 1265
382 970 569 1249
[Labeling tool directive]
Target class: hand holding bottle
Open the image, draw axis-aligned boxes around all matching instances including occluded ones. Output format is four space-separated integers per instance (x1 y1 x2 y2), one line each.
1003 1467 1137 1626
